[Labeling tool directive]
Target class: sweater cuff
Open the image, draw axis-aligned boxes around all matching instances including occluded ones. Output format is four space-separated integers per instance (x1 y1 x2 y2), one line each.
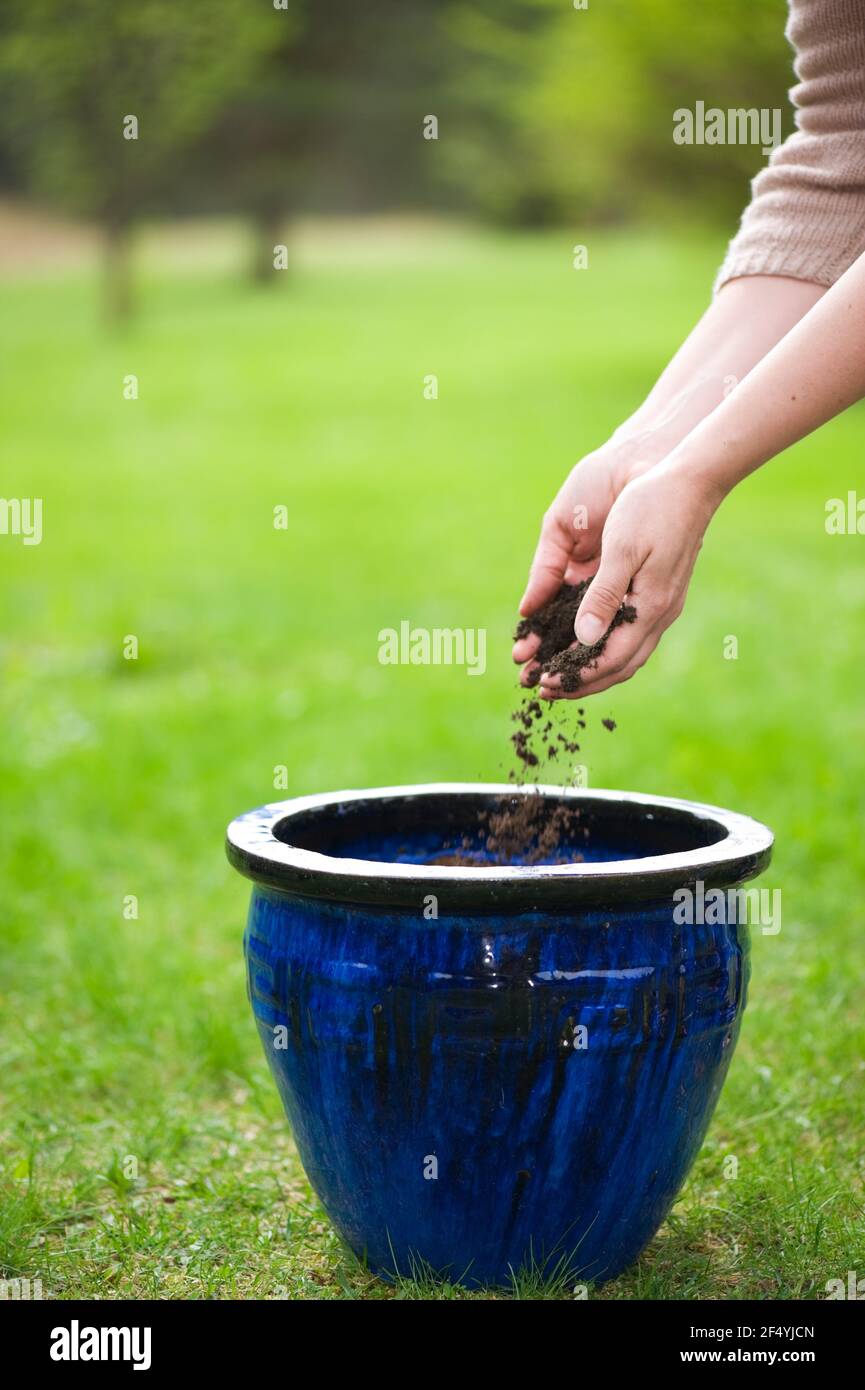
715 188 865 293
714 151 865 294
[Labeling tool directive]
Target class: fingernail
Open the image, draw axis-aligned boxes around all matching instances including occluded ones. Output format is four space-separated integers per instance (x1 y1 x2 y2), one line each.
575 613 605 645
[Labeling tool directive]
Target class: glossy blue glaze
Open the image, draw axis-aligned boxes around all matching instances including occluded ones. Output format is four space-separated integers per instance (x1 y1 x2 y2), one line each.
234 786 768 1286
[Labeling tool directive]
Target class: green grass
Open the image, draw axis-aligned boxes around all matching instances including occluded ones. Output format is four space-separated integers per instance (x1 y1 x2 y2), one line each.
1 221 864 1300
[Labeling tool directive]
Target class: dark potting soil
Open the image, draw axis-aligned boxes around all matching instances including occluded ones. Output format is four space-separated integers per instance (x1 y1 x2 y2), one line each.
439 581 636 868
514 578 637 693
436 790 588 868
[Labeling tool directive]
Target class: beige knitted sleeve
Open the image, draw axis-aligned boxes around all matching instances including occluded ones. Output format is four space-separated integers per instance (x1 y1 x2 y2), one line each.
715 0 865 292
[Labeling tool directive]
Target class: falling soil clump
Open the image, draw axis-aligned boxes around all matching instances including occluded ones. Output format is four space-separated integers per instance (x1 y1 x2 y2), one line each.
509 696 582 776
437 581 637 868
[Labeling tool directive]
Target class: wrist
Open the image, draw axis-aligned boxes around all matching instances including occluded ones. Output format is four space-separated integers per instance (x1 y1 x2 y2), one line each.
606 383 725 486
602 420 684 490
660 440 734 515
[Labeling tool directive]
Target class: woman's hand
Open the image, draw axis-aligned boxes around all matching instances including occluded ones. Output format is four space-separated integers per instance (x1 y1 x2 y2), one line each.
512 436 664 681
513 275 827 689
540 246 865 700
536 464 724 699
511 270 849 697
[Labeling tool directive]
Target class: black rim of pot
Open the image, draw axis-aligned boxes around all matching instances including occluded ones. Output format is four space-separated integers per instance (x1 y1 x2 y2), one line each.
225 783 774 912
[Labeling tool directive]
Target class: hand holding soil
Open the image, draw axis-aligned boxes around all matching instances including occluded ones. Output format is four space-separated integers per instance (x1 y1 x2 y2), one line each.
511 449 641 692
513 271 865 701
535 469 720 698
514 463 721 699
514 578 637 693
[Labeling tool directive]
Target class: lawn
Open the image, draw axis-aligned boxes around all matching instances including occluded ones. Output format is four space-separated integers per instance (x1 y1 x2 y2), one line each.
1 219 863 1299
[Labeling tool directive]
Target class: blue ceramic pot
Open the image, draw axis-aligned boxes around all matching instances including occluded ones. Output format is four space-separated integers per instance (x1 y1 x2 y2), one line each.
227 784 772 1286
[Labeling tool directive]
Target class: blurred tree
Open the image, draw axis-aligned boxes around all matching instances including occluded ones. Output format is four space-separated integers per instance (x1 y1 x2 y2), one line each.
529 0 791 225
438 0 557 226
0 0 800 300
191 0 454 283
0 0 289 319
442 0 792 226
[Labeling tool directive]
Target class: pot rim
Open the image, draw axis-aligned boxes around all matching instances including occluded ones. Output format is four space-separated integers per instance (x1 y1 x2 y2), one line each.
225 783 774 911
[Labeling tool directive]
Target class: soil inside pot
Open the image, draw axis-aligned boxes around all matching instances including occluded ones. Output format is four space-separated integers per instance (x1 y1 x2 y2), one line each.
438 581 637 867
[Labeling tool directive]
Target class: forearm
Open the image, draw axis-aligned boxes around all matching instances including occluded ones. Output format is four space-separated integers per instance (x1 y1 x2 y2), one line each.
518 273 826 622
611 274 825 461
666 249 865 499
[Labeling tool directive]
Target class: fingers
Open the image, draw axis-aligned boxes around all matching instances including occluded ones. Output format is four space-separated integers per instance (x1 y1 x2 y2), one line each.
512 556 600 667
539 558 687 700
538 627 662 700
511 631 540 665
519 512 574 616
574 579 680 696
573 546 635 645
519 451 615 616
564 555 603 587
538 609 642 698
568 629 662 698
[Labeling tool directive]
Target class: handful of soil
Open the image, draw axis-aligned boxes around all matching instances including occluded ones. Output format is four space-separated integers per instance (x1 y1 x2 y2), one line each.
440 580 637 868
514 578 637 692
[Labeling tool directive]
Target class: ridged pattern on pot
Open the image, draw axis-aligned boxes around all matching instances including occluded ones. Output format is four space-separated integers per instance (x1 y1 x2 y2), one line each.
245 887 750 1285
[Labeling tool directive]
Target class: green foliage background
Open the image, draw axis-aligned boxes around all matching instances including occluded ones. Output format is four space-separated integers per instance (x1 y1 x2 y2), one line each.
1 0 794 230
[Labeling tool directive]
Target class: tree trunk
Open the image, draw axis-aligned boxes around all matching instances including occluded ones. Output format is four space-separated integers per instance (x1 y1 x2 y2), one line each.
104 219 134 324
251 207 286 284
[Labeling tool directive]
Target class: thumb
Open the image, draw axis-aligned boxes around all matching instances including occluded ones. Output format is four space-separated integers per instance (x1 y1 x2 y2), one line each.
574 545 633 646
